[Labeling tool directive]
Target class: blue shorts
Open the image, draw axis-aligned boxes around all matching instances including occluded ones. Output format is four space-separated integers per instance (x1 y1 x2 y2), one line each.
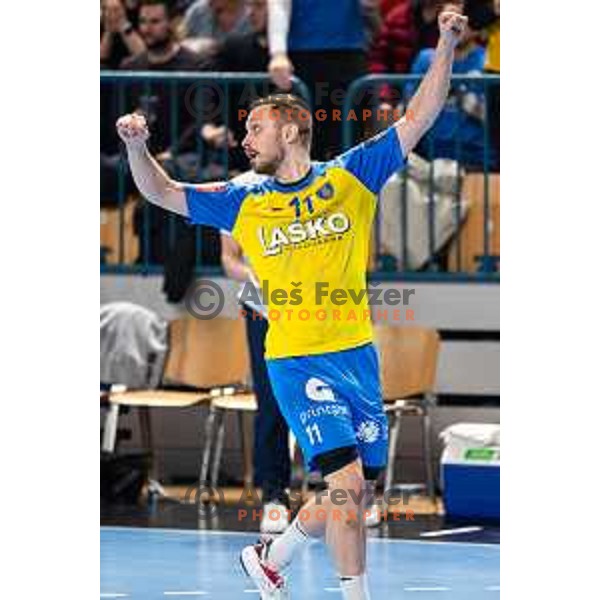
266 343 388 473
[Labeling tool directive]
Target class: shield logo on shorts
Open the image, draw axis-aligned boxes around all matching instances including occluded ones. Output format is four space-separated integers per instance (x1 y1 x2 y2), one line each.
356 421 381 444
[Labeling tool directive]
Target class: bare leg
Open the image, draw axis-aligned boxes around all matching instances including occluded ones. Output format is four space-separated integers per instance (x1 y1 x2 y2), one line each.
256 461 373 599
268 471 376 568
323 459 368 576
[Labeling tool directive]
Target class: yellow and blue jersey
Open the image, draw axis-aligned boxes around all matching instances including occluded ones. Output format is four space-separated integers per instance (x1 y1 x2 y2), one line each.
185 126 406 359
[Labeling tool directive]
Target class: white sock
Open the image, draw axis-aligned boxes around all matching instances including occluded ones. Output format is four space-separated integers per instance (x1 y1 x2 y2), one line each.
339 574 371 600
266 518 309 571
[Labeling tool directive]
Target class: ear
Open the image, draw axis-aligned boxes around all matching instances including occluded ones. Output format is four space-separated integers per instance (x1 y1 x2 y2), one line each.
282 123 300 145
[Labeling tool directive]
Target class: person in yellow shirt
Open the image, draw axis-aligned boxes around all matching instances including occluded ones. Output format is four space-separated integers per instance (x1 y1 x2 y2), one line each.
117 9 468 599
485 20 499 73
466 0 499 168
485 0 500 168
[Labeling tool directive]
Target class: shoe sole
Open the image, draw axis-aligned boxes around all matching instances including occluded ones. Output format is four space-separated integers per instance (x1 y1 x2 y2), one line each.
240 546 282 596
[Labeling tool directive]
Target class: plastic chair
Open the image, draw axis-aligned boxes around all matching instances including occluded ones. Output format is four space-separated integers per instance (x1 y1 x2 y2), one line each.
373 324 441 503
102 315 252 493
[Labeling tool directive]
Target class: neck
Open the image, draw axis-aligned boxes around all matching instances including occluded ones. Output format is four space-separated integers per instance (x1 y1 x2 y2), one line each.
274 153 312 183
148 41 178 64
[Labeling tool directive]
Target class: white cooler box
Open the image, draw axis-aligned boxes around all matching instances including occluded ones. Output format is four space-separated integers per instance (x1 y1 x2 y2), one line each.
440 423 500 520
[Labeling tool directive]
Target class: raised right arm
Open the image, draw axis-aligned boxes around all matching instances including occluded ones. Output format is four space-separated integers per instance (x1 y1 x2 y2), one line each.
116 113 188 216
116 113 250 232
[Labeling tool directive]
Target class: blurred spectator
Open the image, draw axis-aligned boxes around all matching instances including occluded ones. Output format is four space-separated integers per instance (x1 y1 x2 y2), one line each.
174 0 197 13
404 3 498 170
118 0 222 290
368 0 453 136
182 0 251 57
100 0 147 203
204 0 272 172
361 0 383 48
379 0 401 18
484 0 499 168
464 0 499 169
100 0 146 69
484 2 499 72
267 0 371 159
122 0 200 71
121 0 204 155
210 0 269 73
368 0 446 89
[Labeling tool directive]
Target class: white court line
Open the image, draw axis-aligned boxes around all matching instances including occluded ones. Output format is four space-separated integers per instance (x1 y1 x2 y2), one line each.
405 587 451 592
243 590 261 593
101 526 252 538
100 595 129 598
101 526 499 549
324 587 342 592
420 526 483 538
163 592 208 596
485 586 500 591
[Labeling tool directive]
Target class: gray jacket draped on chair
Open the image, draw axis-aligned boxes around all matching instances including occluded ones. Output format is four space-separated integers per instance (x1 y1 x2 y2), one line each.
100 302 169 389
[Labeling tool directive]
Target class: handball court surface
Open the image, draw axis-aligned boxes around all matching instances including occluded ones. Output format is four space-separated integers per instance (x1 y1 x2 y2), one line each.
101 498 500 599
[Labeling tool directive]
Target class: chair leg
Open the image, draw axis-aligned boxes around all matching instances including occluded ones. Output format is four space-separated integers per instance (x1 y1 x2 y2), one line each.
238 411 253 488
422 405 435 502
384 409 402 504
102 403 120 453
138 406 156 479
211 409 226 492
138 406 153 451
200 405 217 485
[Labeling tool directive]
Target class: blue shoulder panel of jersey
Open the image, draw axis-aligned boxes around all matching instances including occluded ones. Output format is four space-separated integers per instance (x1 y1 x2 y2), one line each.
184 180 259 232
334 126 406 195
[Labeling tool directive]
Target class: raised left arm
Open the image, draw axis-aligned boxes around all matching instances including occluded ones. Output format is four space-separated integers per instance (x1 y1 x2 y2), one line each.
395 10 468 156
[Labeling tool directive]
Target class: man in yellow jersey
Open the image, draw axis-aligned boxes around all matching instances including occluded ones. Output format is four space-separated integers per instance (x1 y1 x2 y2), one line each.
117 9 467 599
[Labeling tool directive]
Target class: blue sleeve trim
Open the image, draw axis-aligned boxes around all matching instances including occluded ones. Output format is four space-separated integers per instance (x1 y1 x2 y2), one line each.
184 182 248 232
336 127 406 195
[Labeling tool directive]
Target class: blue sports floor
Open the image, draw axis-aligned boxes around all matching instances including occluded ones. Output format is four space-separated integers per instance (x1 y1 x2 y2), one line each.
101 526 499 599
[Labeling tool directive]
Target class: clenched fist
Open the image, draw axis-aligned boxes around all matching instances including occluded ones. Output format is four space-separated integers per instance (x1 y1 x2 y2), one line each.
116 113 150 148
438 10 469 47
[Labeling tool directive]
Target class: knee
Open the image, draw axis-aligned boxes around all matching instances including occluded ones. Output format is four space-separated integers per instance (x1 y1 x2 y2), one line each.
325 461 366 529
315 447 369 514
328 460 364 489
325 459 366 504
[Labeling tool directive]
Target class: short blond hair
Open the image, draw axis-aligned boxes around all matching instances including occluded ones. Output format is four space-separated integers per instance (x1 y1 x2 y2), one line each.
249 94 313 150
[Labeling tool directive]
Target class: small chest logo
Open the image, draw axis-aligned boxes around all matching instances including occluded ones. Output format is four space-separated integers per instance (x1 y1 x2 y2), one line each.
316 182 334 200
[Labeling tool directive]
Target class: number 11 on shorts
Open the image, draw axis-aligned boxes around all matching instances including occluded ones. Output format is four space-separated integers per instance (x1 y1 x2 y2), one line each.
306 423 323 445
